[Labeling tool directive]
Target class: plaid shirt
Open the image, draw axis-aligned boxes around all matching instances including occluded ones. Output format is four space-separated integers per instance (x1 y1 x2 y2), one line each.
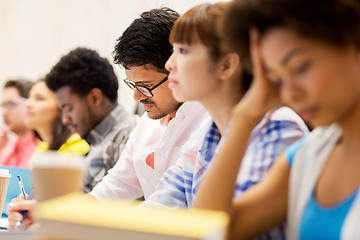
84 104 136 192
144 107 309 240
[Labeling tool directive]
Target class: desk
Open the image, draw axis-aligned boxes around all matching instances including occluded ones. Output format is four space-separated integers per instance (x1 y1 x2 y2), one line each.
37 194 229 240
0 194 229 240
0 218 38 239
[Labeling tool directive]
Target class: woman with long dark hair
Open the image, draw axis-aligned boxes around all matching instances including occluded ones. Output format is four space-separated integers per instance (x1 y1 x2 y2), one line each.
25 79 89 154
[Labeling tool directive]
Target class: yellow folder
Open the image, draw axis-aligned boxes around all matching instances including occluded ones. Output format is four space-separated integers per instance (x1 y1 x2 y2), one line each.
36 193 229 240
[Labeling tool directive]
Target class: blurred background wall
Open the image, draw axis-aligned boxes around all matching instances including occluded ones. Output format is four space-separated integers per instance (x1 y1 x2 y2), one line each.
0 0 227 115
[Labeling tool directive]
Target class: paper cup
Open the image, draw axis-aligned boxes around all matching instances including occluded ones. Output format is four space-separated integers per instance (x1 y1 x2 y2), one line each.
0 169 11 218
32 151 85 202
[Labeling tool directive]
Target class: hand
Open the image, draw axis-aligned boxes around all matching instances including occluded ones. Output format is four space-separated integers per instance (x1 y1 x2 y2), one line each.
11 193 29 203
233 28 282 121
7 199 39 231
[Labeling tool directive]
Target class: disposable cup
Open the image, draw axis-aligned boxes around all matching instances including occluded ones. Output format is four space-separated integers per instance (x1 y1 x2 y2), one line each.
0 169 11 218
32 151 85 202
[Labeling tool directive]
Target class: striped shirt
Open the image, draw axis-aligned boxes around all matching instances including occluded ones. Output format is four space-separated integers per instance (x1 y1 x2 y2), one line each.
144 107 309 240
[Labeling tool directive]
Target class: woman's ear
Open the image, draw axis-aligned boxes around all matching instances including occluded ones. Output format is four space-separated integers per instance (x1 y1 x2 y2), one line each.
218 53 241 81
86 88 103 107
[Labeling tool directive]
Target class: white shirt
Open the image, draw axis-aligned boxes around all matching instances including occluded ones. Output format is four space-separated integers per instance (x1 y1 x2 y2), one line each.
90 101 208 200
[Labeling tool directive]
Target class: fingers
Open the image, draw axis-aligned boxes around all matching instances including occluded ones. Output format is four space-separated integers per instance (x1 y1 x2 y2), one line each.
11 193 29 203
7 211 23 230
250 27 278 98
20 218 36 230
6 200 37 230
250 27 266 82
7 199 36 213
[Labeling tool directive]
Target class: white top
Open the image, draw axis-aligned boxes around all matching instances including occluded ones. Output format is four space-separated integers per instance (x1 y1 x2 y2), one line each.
90 101 208 200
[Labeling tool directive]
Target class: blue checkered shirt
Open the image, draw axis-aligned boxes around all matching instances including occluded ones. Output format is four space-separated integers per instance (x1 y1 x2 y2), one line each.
144 107 309 239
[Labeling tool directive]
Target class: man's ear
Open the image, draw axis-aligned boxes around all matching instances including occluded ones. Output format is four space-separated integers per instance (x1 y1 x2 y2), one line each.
218 53 241 81
86 88 103 107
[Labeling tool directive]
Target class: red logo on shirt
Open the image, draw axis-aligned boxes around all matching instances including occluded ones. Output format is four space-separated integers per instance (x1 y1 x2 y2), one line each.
145 152 155 169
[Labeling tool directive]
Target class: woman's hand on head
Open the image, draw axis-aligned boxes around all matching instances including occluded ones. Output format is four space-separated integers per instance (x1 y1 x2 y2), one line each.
233 28 282 122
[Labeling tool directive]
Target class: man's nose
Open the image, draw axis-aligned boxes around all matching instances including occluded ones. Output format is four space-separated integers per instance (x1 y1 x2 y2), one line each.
133 88 148 102
61 112 72 125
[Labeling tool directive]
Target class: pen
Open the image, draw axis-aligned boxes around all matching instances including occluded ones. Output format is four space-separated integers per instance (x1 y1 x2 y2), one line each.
16 175 29 225
17 175 27 200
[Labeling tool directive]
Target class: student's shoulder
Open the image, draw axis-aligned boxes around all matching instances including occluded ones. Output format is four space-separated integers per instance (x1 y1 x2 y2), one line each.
268 106 309 132
286 124 340 167
269 107 304 123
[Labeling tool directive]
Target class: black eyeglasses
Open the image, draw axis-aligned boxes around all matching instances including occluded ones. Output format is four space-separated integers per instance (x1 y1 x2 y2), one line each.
123 76 168 98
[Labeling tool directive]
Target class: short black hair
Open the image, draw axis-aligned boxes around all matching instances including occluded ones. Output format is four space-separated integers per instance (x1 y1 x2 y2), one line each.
45 47 119 103
4 79 34 98
223 0 360 75
113 7 179 73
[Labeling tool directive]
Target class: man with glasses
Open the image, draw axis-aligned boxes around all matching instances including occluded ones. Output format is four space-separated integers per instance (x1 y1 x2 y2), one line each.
123 76 168 99
0 79 39 168
88 7 208 201
7 7 208 229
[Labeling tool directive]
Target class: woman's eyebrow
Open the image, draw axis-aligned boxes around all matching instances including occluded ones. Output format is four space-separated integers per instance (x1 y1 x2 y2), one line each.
281 47 309 66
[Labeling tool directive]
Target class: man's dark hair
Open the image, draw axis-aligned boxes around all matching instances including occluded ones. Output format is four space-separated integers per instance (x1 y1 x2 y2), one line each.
113 7 179 73
4 79 34 98
45 47 119 103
